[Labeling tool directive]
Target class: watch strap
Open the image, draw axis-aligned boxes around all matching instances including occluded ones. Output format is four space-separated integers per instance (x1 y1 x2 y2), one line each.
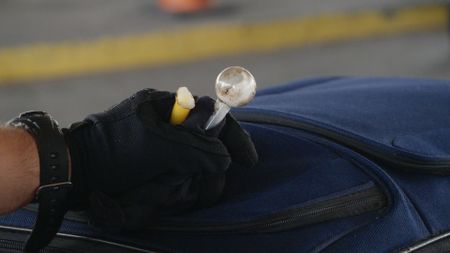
8 111 72 253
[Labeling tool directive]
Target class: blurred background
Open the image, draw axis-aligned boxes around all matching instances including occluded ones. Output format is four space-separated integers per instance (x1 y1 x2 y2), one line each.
0 0 449 125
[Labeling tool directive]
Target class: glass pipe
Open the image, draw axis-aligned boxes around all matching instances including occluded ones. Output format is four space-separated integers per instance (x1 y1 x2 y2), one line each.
205 66 257 130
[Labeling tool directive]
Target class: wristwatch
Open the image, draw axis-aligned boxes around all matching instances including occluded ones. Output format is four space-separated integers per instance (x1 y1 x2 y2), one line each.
8 111 72 253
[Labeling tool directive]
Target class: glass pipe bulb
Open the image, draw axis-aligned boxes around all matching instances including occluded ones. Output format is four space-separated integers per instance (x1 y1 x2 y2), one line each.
205 66 257 130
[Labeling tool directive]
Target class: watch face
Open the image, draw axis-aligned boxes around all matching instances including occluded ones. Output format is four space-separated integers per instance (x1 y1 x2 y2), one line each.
7 111 48 137
20 110 48 118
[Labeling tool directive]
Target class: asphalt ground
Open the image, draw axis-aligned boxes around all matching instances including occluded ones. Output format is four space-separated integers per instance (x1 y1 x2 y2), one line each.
0 1 449 125
0 0 429 46
1 30 448 125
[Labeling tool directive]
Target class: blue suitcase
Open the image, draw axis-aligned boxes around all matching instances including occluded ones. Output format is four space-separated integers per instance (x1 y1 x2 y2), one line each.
0 77 449 252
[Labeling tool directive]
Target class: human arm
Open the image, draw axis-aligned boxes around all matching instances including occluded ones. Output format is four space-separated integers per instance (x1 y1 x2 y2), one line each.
0 127 39 214
2 89 258 252
0 91 257 220
1 89 257 225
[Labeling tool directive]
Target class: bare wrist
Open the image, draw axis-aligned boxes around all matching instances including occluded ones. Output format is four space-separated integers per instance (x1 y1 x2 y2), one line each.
0 127 39 213
16 128 40 204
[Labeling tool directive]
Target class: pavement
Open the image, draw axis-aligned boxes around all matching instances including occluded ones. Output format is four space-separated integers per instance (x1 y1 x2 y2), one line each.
0 0 449 125
0 0 430 45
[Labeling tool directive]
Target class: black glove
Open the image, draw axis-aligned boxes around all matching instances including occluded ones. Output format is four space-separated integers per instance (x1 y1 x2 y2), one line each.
64 89 258 230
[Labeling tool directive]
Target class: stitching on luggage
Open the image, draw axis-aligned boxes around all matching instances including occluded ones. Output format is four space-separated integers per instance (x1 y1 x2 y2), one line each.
254 77 343 97
390 134 450 158
237 110 450 162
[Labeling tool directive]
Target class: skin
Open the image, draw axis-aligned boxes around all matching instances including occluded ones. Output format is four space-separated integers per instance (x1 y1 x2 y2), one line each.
0 127 71 215
0 127 39 214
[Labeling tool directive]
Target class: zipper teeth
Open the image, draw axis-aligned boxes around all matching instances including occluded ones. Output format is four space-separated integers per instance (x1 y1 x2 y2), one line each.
0 225 157 253
246 188 385 232
151 186 386 233
261 193 384 230
0 239 22 250
0 238 66 252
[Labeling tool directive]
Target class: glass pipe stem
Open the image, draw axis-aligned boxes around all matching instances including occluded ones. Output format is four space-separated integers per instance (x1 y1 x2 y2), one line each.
204 100 230 130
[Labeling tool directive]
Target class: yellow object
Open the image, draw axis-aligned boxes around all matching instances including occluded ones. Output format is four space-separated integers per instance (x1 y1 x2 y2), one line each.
170 87 195 125
0 4 447 85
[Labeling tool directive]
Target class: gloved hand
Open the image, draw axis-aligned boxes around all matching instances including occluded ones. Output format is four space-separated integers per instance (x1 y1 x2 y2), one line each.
64 89 258 230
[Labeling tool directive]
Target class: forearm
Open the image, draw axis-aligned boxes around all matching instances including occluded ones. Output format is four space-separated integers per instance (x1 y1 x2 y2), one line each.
0 127 39 214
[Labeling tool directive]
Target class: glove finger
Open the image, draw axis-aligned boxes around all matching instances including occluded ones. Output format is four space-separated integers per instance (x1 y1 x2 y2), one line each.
136 91 175 123
89 191 162 231
112 174 200 216
89 174 226 230
219 114 259 169
137 94 231 161
114 173 225 228
182 96 225 136
196 173 226 208
86 89 174 123
116 174 199 209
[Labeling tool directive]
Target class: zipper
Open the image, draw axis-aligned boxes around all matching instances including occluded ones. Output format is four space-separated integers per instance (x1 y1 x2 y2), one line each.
0 238 71 252
0 225 157 253
149 185 386 234
233 110 450 174
0 239 25 252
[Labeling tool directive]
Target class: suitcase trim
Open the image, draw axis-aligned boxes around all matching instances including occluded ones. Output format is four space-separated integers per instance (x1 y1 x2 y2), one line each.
149 183 386 233
234 110 450 174
0 224 158 253
397 230 450 253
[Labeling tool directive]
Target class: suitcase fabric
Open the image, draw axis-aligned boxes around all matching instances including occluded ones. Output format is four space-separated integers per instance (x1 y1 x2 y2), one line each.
0 77 449 253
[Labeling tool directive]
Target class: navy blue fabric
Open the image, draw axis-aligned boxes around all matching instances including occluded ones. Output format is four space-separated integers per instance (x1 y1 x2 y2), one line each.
238 77 450 164
1 77 450 253
387 169 450 235
0 122 390 252
162 123 374 223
